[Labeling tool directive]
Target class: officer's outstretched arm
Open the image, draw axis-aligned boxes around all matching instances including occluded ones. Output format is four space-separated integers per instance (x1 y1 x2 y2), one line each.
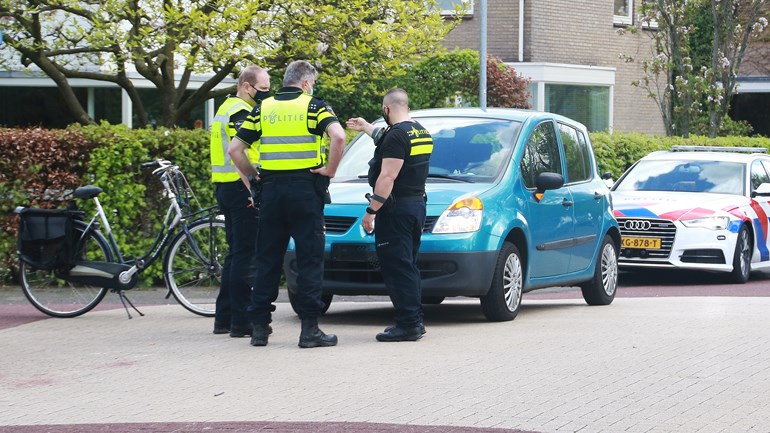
227 137 259 179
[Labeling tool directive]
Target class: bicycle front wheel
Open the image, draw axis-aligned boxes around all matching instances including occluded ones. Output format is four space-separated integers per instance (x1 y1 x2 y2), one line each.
164 218 227 317
20 221 112 318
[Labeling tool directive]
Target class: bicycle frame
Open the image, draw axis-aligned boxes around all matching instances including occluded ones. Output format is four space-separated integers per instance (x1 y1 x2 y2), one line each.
73 160 220 288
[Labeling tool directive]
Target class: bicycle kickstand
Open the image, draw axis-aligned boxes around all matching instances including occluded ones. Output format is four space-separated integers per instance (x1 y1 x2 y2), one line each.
114 290 145 319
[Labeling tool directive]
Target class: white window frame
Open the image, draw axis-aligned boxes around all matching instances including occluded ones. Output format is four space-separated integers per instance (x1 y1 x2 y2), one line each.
613 0 634 26
640 0 659 29
437 0 474 16
509 62 616 132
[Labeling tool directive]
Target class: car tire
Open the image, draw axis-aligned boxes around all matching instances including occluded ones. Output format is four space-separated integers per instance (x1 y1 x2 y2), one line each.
288 290 333 315
729 225 751 284
580 234 618 305
480 241 523 322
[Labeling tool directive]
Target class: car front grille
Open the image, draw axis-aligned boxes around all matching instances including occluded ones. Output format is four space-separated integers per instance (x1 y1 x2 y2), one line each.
617 217 677 261
325 216 357 234
325 215 440 234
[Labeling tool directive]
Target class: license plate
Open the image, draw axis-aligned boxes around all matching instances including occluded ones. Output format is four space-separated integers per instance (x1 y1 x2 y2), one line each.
621 237 661 249
331 243 377 262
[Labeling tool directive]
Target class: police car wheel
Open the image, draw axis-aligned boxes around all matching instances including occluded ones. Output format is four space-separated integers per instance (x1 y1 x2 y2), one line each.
728 225 751 284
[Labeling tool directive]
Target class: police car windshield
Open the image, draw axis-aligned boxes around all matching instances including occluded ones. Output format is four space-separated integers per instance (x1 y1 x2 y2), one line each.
613 160 745 195
335 116 522 183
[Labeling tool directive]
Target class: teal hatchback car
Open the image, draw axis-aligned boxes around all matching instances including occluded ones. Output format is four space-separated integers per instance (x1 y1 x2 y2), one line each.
284 108 620 321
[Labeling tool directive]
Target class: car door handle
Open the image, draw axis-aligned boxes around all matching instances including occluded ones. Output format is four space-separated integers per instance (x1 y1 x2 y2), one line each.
562 199 573 207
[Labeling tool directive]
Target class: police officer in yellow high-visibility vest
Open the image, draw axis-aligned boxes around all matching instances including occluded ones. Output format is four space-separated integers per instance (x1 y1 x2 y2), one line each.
228 60 346 348
210 65 271 338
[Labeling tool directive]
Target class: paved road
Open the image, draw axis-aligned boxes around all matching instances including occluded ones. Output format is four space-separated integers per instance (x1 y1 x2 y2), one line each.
1 270 769 433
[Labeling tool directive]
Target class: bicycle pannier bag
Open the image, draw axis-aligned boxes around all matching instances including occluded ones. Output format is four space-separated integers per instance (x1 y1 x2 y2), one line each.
17 208 75 271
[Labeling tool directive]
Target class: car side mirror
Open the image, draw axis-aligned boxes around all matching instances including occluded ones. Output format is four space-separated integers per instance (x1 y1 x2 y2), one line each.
753 183 770 197
535 172 564 192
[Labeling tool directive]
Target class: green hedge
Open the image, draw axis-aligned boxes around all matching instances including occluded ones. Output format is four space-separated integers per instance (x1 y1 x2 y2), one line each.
3 125 770 284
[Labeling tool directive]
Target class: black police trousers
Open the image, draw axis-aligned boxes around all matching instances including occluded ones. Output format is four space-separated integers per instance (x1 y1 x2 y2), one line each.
214 180 259 329
374 196 426 328
248 175 326 325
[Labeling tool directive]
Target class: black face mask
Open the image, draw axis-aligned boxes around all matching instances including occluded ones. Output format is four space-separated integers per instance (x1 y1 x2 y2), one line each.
382 109 391 126
254 90 271 101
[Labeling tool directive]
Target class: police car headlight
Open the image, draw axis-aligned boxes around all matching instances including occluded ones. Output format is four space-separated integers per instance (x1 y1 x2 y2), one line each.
432 197 483 234
680 216 730 230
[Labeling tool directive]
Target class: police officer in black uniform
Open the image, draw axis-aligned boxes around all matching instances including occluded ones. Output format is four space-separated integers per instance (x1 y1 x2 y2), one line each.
347 88 433 342
227 60 346 348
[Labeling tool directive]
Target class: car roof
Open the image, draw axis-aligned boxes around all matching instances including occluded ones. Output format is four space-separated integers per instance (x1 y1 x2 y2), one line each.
405 107 587 129
641 149 770 164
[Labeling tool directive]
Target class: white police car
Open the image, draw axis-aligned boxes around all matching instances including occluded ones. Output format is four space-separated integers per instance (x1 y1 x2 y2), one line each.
612 146 770 283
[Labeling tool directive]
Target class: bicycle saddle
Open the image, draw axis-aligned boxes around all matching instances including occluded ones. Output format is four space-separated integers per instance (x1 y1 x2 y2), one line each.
73 185 104 199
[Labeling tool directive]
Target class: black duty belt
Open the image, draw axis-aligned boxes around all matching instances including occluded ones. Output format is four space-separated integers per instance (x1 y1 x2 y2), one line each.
392 194 426 202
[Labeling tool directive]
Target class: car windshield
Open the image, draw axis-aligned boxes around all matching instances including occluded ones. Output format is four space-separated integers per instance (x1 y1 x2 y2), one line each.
334 116 522 183
613 159 745 195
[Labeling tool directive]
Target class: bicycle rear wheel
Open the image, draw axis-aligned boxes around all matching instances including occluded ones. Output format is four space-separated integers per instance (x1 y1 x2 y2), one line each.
164 218 227 317
20 222 112 318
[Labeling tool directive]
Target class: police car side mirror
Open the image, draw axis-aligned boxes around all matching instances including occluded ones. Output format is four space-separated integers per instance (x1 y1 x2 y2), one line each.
752 183 770 197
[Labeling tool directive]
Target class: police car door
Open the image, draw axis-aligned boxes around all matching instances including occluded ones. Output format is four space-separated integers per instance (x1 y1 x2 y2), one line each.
520 120 574 278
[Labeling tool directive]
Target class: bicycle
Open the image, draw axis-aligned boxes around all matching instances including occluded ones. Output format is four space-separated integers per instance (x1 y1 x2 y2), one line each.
14 159 227 318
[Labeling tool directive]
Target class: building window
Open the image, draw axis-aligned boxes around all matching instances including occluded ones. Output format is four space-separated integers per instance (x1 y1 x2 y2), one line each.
614 0 633 25
545 84 610 133
436 0 473 16
639 0 659 29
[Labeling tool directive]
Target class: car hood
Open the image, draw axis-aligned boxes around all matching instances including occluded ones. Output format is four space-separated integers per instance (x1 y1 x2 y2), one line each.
329 181 494 206
611 190 749 220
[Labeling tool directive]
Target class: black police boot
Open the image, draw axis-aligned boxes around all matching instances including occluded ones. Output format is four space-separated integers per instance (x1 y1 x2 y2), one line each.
298 318 337 348
376 325 424 342
250 324 272 347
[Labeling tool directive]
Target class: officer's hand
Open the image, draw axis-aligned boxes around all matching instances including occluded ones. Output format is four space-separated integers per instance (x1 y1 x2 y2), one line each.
310 166 335 179
362 212 375 234
346 117 366 131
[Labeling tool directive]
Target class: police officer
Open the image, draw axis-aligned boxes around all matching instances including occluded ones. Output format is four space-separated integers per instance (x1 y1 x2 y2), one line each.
228 60 346 348
210 65 271 337
347 88 432 342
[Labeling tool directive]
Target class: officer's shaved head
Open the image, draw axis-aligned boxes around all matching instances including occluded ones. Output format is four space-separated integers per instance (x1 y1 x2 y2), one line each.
383 88 409 109
284 60 318 87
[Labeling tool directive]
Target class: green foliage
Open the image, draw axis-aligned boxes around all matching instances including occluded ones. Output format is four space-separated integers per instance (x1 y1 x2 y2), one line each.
0 0 454 128
397 49 480 110
333 49 531 122
629 0 768 138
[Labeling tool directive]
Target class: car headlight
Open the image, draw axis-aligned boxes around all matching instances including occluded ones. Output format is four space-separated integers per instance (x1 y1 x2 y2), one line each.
432 197 483 234
680 216 730 230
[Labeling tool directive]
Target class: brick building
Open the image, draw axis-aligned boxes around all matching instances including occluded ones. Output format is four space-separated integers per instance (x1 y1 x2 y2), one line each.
439 0 667 135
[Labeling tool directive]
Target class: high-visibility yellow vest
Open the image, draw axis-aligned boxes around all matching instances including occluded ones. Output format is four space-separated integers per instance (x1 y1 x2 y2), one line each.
210 97 258 183
258 94 325 171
